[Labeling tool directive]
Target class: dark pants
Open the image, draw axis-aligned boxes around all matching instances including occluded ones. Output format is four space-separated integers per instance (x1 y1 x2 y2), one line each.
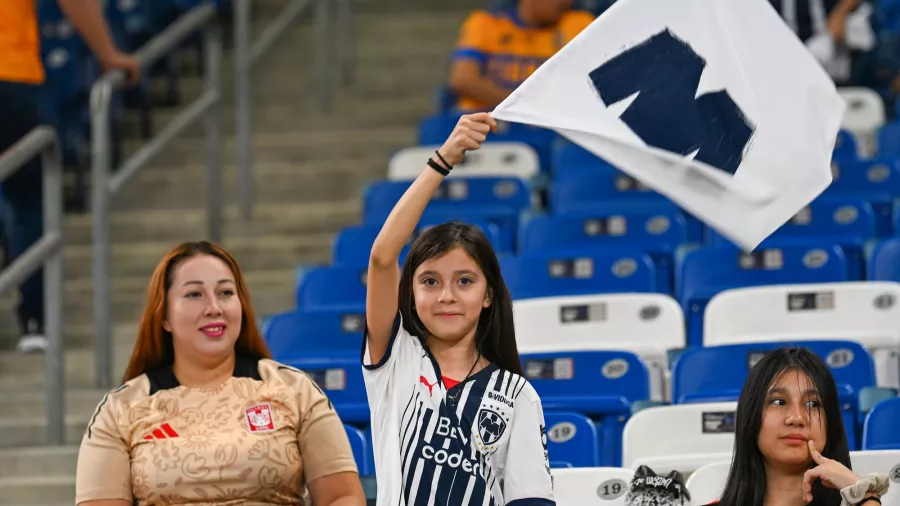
0 80 45 332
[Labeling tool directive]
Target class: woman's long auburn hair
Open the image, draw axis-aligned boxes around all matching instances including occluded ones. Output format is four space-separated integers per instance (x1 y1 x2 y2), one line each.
122 241 271 383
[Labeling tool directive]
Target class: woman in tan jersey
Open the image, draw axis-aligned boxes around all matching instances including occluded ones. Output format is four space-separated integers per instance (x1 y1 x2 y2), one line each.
75 241 366 506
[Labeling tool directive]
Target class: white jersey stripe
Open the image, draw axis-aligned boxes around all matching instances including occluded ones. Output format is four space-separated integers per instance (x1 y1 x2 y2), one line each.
362 316 554 506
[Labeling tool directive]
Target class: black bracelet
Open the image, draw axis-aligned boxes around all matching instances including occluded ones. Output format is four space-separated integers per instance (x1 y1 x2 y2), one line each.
858 497 881 506
434 149 453 170
427 158 450 176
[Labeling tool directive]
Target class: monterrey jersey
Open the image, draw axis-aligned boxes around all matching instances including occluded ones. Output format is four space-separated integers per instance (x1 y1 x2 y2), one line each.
76 355 358 506
362 314 554 506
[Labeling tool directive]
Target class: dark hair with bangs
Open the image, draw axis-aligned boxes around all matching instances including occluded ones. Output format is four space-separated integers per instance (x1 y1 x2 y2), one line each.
717 347 850 506
398 221 523 376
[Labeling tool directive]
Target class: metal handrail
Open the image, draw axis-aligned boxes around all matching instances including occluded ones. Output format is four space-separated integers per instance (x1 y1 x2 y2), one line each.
0 127 65 443
233 0 357 221
90 2 223 389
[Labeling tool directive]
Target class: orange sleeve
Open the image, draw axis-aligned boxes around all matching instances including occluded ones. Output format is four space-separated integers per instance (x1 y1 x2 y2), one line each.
453 10 492 64
75 386 134 505
285 367 359 484
561 10 596 44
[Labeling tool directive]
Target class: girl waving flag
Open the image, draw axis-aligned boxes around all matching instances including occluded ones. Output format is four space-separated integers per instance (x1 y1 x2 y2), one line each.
362 113 554 506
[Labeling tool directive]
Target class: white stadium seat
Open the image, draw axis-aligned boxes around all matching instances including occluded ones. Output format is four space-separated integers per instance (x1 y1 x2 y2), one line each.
687 460 731 506
684 450 899 505
553 467 635 506
704 282 900 389
622 401 736 473
513 293 685 401
387 142 539 181
838 87 885 157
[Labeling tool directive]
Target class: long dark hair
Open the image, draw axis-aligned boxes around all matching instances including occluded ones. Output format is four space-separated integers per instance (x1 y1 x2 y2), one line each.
718 347 850 506
398 221 523 375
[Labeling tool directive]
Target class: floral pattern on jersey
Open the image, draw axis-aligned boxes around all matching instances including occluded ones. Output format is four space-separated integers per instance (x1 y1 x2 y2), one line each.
127 376 306 505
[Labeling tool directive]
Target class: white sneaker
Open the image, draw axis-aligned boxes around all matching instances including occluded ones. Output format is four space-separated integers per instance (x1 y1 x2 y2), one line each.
17 319 48 354
17 334 48 353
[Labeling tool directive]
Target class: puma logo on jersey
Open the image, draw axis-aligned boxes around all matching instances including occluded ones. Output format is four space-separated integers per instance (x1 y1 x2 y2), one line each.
419 376 439 396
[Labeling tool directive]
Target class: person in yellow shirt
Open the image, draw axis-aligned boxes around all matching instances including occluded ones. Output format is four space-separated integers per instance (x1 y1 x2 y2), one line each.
0 0 140 354
448 0 595 111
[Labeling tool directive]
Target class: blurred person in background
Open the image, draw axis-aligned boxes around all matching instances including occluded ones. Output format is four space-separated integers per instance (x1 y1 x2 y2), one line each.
0 0 139 354
448 0 595 111
76 241 365 506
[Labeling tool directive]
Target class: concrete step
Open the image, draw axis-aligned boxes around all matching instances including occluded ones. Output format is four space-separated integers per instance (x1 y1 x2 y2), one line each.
125 123 416 174
61 198 361 245
62 232 335 282
0 327 136 390
0 446 78 480
3 389 107 419
0 475 74 505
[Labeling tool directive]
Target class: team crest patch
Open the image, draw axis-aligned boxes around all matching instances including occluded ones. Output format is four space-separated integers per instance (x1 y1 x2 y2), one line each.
245 403 276 433
477 408 507 446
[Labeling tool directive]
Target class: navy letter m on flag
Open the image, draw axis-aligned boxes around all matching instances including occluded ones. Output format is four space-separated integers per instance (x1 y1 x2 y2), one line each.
589 29 755 175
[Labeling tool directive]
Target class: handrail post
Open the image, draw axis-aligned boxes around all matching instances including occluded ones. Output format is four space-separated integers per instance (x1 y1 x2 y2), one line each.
204 22 223 243
314 0 332 113
338 0 355 85
41 132 65 444
234 0 254 221
90 82 114 390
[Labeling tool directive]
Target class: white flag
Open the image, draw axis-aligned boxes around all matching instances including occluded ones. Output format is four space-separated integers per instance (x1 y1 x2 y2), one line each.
492 0 844 251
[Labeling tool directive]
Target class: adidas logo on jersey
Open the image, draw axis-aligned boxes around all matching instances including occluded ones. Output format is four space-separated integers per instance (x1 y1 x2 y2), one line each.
142 423 180 440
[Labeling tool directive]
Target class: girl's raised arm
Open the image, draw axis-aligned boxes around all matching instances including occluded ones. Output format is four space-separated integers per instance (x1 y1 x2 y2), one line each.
365 113 496 364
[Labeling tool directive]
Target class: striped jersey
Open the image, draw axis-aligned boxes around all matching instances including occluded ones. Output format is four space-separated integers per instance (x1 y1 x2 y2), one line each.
362 314 554 506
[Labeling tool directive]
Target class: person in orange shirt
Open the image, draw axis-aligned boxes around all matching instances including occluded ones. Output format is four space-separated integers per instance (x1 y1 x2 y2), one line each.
0 0 140 354
448 0 595 111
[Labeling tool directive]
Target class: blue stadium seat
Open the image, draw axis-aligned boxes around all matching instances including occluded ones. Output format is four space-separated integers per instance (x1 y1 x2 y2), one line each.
501 250 658 299
344 425 373 476
862 396 900 450
263 308 366 361
550 173 707 243
677 245 850 346
706 197 877 280
296 266 368 310
543 412 601 468
551 170 664 206
868 237 900 281
552 140 619 175
520 210 690 293
833 130 858 161
672 340 875 449
825 158 900 235
524 350 650 466
333 220 506 267
282 354 368 424
363 178 530 253
418 113 558 170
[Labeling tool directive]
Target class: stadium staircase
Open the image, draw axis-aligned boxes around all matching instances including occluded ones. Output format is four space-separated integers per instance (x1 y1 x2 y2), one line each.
0 0 481 503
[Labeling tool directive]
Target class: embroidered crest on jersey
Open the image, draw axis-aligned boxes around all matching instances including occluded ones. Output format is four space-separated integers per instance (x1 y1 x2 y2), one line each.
245 403 276 432
477 409 507 445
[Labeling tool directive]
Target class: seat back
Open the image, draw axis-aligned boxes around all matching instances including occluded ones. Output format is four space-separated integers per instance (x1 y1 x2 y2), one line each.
388 142 539 181
283 355 369 424
672 340 875 404
295 266 368 310
544 412 602 468
503 250 658 299
849 449 900 505
622 402 737 471
685 460 731 506
524 350 650 416
263 308 366 360
703 282 900 388
863 397 900 449
552 467 635 506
